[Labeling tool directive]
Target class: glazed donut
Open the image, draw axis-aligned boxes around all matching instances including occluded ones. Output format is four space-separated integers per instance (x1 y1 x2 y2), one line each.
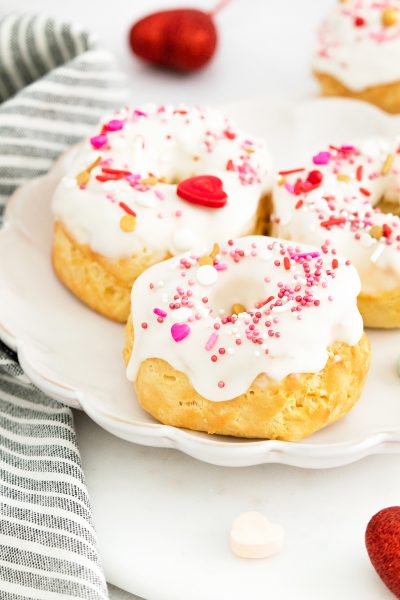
52 105 272 322
271 139 400 328
313 0 400 113
123 235 370 441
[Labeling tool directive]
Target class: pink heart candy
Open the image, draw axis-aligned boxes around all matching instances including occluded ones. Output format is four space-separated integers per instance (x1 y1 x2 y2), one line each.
90 133 108 149
312 151 331 165
171 323 190 342
106 119 124 132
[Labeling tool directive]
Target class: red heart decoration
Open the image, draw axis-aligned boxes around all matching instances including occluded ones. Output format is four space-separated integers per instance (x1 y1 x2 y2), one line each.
177 175 227 208
365 507 400 598
129 9 217 72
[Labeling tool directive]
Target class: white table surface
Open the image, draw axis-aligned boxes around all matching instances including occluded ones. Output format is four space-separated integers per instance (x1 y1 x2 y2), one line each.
4 0 400 598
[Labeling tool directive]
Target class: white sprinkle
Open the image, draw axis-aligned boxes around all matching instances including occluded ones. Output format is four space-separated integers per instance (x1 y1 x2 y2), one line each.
172 228 197 253
370 244 385 264
171 307 193 322
272 300 295 313
197 265 218 286
254 350 260 357
162 293 168 304
157 280 164 288
227 348 235 355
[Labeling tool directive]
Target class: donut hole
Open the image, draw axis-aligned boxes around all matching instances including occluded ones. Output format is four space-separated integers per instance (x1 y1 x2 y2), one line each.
210 277 267 317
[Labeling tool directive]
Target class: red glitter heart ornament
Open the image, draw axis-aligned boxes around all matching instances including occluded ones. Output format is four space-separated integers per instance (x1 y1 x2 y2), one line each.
128 1 231 72
365 507 400 598
177 175 227 208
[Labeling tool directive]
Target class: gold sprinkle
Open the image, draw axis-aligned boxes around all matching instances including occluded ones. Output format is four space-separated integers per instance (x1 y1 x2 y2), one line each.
75 156 101 187
369 225 383 239
278 176 286 186
198 255 213 266
140 176 158 186
381 153 394 175
210 243 220 259
120 214 136 232
192 155 200 161
244 148 255 154
382 7 398 27
231 303 246 315
337 174 351 182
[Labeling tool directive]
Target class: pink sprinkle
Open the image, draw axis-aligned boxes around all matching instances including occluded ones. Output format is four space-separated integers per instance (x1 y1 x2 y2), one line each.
134 109 147 117
312 151 331 165
171 322 190 342
106 119 124 132
154 190 165 201
215 263 227 271
205 332 219 351
218 381 225 388
153 307 167 318
291 251 321 260
90 134 107 149
284 182 295 194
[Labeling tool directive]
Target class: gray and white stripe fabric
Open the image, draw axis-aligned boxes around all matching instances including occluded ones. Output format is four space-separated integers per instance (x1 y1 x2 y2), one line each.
0 13 126 599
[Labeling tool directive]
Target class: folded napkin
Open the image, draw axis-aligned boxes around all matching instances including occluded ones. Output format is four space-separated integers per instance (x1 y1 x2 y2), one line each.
0 13 126 599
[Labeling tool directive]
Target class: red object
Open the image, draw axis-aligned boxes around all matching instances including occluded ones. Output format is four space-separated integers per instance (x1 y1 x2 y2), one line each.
354 16 366 27
382 223 392 238
177 175 227 208
307 170 323 185
129 8 218 72
320 217 347 228
119 202 136 216
365 507 400 599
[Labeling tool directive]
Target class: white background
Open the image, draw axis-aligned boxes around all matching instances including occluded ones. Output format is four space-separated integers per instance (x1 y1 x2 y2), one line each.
3 0 400 598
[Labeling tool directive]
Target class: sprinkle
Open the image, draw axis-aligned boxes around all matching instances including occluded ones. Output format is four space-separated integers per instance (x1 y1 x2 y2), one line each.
356 165 363 181
120 214 136 232
382 223 392 238
171 323 190 342
369 225 383 239
272 300 295 313
283 256 291 270
197 265 218 286
171 307 192 322
226 159 235 171
119 202 136 216
90 134 107 149
75 156 101 186
141 176 158 185
337 174 350 182
295 199 303 209
205 332 219 351
370 244 385 264
153 308 167 318
224 129 236 140
210 243 220 259
278 167 305 176
106 119 124 131
256 296 274 308
218 381 225 388
320 217 346 228
291 251 320 260
382 7 398 27
312 151 331 165
198 255 214 266
141 322 148 329
231 303 246 315
359 187 371 197
332 259 339 269
354 16 365 27
381 154 395 175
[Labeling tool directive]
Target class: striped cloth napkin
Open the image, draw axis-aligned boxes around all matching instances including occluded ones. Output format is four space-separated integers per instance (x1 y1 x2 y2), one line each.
0 13 126 599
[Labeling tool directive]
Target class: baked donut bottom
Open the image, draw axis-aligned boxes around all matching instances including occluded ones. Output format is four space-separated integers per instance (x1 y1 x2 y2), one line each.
52 222 168 322
52 195 271 323
358 289 400 328
123 318 370 441
314 71 400 114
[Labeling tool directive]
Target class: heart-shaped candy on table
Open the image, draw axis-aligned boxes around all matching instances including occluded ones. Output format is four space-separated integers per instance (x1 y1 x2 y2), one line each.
230 511 284 559
177 175 227 208
365 506 400 598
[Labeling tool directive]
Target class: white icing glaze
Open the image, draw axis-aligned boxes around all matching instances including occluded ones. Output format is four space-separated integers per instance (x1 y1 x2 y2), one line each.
272 139 400 295
313 0 400 91
127 236 363 402
52 104 272 260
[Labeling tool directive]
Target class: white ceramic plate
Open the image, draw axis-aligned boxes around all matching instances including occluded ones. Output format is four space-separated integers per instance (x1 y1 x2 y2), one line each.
1 96 400 468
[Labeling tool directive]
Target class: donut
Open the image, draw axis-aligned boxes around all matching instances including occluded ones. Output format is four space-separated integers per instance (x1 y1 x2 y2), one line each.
123 235 370 441
271 139 400 328
52 105 272 322
313 0 400 113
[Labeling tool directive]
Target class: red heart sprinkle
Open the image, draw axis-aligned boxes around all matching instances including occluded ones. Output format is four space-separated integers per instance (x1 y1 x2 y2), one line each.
177 175 227 208
365 506 400 598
